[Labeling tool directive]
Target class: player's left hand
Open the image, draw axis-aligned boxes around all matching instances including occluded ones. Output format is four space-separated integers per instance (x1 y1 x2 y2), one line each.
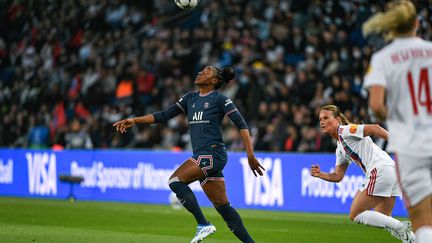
247 155 265 177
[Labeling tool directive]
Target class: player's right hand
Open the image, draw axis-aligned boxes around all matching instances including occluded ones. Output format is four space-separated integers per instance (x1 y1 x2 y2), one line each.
310 164 321 177
113 118 135 133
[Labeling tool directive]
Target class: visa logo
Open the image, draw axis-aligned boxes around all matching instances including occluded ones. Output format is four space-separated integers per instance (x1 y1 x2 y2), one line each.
26 153 57 196
240 157 284 207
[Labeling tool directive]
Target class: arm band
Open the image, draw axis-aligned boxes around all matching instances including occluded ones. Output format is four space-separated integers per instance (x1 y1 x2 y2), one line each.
227 109 248 130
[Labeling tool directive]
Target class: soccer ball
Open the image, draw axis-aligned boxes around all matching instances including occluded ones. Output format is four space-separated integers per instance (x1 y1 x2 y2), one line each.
169 192 182 210
175 0 200 10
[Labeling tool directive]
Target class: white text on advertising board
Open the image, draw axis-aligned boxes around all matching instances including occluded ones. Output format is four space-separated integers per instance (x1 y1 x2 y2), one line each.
240 157 284 207
301 167 363 204
70 161 202 193
26 153 57 196
0 159 13 184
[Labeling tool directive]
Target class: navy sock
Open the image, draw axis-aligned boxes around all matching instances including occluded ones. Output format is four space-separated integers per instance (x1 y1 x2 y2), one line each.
216 204 254 243
169 181 208 225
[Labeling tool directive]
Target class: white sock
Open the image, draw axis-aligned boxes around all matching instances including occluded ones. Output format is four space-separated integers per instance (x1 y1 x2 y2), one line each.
416 226 432 243
353 210 400 230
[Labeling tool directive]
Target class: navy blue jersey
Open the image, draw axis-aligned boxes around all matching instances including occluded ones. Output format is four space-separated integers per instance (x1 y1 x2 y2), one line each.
152 90 248 153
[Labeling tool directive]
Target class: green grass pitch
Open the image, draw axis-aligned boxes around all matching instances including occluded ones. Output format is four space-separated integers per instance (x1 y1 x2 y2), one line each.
0 197 403 243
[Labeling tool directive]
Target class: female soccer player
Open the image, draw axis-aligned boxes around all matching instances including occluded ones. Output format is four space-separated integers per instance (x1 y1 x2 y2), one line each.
113 66 264 243
310 105 415 242
362 1 432 242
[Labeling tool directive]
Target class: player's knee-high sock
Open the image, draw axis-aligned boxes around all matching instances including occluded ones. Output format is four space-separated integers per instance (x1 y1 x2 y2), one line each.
169 180 208 225
216 203 254 243
416 226 432 243
353 210 401 229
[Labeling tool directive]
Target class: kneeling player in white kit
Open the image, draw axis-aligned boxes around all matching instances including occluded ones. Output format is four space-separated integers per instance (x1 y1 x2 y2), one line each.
311 105 415 242
362 1 432 243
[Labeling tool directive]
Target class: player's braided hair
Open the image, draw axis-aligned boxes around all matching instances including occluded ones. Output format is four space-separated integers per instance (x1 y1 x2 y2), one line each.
362 0 417 41
214 66 235 89
321 105 351 125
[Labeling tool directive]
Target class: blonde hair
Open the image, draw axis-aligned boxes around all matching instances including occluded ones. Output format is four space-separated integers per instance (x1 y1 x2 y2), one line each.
320 105 351 125
362 0 417 41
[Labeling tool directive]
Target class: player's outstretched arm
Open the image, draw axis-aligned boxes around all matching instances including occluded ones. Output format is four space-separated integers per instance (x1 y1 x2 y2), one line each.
113 102 184 133
363 124 389 140
310 163 348 182
239 129 265 177
113 114 155 133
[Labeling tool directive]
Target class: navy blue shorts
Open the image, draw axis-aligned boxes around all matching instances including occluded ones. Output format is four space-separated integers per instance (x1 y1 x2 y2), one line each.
190 148 227 185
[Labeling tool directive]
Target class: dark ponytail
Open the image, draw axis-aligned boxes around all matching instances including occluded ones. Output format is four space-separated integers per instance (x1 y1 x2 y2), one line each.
214 66 235 89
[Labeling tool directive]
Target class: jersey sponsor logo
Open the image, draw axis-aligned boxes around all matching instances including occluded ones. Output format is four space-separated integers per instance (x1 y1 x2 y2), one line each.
349 125 358 134
192 111 203 121
0 159 13 184
240 157 284 207
26 152 57 196
190 111 210 124
224 99 233 106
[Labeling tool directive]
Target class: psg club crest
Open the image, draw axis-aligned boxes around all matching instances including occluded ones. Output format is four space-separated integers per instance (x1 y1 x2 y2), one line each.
204 102 210 109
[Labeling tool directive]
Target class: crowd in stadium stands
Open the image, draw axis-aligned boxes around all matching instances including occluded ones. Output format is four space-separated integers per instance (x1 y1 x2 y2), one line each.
0 0 431 152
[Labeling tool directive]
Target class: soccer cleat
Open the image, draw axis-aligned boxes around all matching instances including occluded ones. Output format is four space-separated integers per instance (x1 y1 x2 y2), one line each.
407 231 416 243
386 221 416 243
190 223 216 243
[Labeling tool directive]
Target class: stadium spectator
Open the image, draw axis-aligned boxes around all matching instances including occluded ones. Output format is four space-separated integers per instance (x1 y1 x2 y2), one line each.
113 66 264 243
311 105 415 242
64 118 93 149
0 0 431 152
27 114 50 149
363 1 432 242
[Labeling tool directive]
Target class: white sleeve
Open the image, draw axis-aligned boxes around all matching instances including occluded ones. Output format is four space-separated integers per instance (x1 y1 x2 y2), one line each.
335 145 350 166
339 124 364 139
363 53 387 89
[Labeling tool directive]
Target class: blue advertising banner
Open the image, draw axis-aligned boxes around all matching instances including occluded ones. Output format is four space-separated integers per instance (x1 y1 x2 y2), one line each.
0 149 407 216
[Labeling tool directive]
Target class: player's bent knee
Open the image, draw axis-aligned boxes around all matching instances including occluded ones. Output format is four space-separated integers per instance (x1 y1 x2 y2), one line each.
168 177 180 190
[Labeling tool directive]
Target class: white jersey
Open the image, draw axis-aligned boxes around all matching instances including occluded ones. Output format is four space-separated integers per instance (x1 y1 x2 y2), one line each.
335 124 394 174
363 37 432 155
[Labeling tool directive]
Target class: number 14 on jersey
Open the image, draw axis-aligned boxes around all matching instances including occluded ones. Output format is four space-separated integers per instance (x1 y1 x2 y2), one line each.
407 68 432 115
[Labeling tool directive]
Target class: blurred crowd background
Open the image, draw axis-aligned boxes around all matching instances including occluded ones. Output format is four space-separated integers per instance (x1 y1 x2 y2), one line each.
0 0 431 152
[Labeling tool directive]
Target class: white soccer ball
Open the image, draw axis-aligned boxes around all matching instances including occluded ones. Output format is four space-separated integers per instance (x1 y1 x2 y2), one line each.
175 0 200 10
169 192 183 210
